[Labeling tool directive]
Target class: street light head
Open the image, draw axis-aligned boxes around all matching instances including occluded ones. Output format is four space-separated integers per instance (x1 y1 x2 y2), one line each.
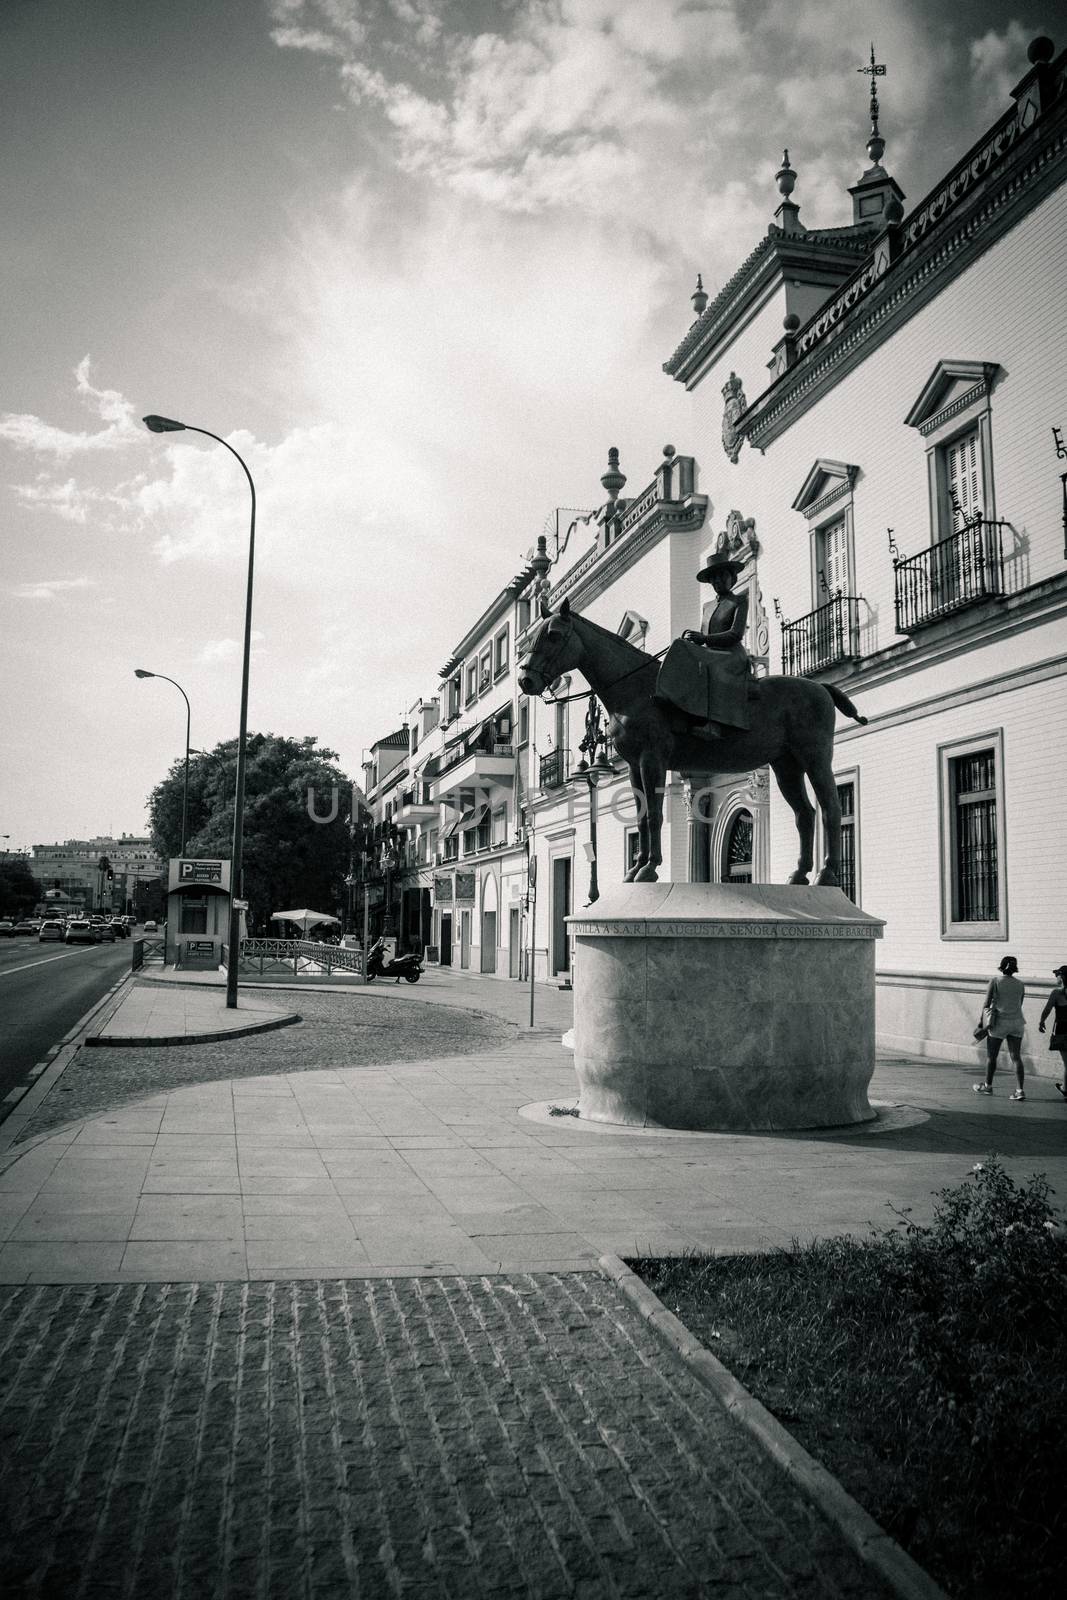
143 414 186 433
133 668 155 679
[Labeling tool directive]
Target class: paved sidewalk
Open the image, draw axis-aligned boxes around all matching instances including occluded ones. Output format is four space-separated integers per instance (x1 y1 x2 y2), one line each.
2 971 1060 1596
87 982 301 1047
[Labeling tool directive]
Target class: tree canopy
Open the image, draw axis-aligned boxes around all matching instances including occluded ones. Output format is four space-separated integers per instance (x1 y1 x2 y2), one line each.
0 857 41 918
147 734 359 931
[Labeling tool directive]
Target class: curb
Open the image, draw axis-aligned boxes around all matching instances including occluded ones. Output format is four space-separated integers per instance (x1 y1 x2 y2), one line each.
0 966 136 1159
598 1252 950 1600
84 1010 302 1049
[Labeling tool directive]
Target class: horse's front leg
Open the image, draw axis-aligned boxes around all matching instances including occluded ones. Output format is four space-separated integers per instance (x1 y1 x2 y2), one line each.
633 754 666 882
622 764 649 882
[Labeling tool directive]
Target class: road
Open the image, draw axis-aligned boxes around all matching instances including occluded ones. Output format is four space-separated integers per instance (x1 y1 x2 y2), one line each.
0 935 131 1115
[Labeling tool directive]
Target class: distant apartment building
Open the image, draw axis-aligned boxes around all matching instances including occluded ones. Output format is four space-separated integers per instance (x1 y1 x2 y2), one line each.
31 834 164 915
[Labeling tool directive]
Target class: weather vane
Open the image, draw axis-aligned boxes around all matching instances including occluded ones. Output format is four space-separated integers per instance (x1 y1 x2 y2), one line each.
858 42 887 149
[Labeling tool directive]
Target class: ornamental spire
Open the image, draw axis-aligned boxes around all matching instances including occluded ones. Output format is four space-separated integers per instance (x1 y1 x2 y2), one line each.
858 42 887 169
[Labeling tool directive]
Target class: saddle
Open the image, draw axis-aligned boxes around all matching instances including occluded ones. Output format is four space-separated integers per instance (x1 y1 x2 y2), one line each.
655 638 754 733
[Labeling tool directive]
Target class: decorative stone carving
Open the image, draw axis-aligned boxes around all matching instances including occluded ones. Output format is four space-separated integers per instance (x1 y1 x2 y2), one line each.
745 768 770 803
721 371 747 464
717 508 759 560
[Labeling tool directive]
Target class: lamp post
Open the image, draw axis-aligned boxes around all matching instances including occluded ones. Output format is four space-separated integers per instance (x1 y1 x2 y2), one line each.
144 414 256 1009
135 669 191 856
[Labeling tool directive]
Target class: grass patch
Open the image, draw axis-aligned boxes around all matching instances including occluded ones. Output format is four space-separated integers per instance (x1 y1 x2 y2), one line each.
630 1156 1066 1600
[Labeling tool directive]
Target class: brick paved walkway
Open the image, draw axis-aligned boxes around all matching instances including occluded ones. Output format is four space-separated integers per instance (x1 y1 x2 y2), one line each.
0 1273 890 1599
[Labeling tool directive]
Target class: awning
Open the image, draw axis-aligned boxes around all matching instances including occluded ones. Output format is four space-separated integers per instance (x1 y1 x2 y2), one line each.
442 808 474 841
169 881 230 897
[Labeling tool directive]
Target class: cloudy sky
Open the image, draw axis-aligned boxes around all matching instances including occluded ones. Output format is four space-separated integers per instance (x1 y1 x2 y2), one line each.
0 0 1055 850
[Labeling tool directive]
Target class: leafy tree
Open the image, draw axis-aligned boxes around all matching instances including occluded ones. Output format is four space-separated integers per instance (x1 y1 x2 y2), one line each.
0 857 42 918
147 734 357 933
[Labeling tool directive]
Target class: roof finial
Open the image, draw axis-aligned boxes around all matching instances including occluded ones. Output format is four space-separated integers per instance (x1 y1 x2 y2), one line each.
772 149 801 233
600 446 626 505
858 42 887 167
691 273 708 317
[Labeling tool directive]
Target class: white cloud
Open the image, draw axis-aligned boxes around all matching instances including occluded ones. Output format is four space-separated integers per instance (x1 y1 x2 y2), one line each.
0 356 141 459
970 21 1032 110
9 576 97 602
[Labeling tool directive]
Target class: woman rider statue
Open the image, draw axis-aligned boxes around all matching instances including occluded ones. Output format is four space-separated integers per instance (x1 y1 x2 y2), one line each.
655 550 751 738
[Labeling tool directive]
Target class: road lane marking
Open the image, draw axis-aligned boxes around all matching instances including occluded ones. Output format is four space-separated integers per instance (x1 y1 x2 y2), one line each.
0 948 104 978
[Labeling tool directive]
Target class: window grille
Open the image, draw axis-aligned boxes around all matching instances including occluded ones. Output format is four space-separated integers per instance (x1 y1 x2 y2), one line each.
837 781 856 903
951 750 998 922
725 810 753 883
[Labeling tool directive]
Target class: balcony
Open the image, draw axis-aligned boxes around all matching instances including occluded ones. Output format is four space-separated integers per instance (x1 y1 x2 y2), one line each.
431 742 515 801
781 594 861 676
395 785 437 826
539 749 571 789
893 520 1004 634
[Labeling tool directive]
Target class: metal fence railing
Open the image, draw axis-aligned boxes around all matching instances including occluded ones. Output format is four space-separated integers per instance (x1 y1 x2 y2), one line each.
237 938 364 977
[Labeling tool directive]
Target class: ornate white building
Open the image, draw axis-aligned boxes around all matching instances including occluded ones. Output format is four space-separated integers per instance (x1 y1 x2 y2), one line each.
357 33 1066 1070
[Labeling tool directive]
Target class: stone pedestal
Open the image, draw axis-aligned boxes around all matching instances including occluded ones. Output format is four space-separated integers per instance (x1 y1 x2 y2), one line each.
567 883 884 1131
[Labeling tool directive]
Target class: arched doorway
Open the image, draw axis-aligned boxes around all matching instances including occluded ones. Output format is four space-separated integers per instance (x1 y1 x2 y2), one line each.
724 808 753 883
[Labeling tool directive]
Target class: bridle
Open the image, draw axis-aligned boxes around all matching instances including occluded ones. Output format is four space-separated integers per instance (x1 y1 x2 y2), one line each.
523 611 667 705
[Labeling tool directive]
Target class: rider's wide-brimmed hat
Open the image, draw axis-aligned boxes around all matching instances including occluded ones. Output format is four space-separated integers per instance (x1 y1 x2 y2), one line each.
696 549 746 582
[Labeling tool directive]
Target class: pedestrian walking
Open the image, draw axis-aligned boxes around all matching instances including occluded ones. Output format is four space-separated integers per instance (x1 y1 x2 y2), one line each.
973 955 1027 1100
1038 964 1067 1100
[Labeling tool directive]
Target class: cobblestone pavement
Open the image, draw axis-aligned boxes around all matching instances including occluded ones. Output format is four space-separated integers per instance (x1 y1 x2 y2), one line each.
17 991 515 1142
0 1273 890 1600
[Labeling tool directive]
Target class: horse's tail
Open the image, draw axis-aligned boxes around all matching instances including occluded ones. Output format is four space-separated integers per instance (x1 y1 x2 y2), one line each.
812 680 868 725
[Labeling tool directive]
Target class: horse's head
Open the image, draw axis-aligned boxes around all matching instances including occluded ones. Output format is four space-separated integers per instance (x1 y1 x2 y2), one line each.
517 597 580 695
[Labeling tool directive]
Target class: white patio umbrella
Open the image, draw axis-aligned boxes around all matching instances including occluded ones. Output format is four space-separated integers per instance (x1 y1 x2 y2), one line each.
270 908 341 936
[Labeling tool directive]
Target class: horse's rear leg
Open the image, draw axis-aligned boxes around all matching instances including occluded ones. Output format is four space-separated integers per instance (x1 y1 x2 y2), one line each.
808 760 842 887
771 755 816 885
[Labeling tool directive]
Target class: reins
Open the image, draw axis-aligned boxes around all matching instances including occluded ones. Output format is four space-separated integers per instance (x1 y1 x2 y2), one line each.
533 617 668 706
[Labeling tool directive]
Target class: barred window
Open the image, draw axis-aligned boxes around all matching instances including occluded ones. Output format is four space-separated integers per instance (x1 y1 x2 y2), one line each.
725 810 753 883
837 781 857 904
951 750 997 922
939 733 1006 939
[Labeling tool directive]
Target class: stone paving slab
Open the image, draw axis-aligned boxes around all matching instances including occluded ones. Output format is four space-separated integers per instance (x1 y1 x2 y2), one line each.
1 1039 1065 1283
0 1273 893 1599
87 983 301 1047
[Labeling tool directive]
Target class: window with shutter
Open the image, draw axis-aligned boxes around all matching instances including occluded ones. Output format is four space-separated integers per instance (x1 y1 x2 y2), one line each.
818 517 849 595
944 426 983 532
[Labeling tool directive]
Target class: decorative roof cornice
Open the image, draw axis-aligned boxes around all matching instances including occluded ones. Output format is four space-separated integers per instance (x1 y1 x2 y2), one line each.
741 54 1066 447
550 496 709 611
663 225 875 385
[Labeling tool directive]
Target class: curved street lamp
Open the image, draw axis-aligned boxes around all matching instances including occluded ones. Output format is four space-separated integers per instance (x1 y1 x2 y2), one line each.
134 669 191 856
143 414 256 1010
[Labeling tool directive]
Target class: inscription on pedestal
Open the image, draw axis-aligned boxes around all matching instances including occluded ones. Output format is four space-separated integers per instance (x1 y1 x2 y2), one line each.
569 919 881 939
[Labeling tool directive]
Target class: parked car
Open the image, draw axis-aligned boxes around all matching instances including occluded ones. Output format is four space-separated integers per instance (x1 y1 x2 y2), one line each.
65 920 96 945
0 920 15 937
109 920 128 939
38 920 65 942
144 919 158 932
12 920 36 936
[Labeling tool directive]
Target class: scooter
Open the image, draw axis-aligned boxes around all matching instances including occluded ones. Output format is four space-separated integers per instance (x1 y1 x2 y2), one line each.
365 938 424 984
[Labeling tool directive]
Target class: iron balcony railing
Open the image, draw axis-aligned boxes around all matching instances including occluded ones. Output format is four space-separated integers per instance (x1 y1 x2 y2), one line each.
539 749 570 789
893 519 1004 634
780 594 861 676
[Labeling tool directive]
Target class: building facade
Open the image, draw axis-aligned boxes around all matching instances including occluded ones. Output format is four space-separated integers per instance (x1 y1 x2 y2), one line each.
354 34 1066 1070
31 834 165 917
658 35 1067 1066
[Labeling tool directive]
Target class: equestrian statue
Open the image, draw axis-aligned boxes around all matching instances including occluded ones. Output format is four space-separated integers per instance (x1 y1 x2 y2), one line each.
517 550 867 887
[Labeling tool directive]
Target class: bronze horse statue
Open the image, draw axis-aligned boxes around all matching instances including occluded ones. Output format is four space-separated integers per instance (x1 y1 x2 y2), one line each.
518 598 867 886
